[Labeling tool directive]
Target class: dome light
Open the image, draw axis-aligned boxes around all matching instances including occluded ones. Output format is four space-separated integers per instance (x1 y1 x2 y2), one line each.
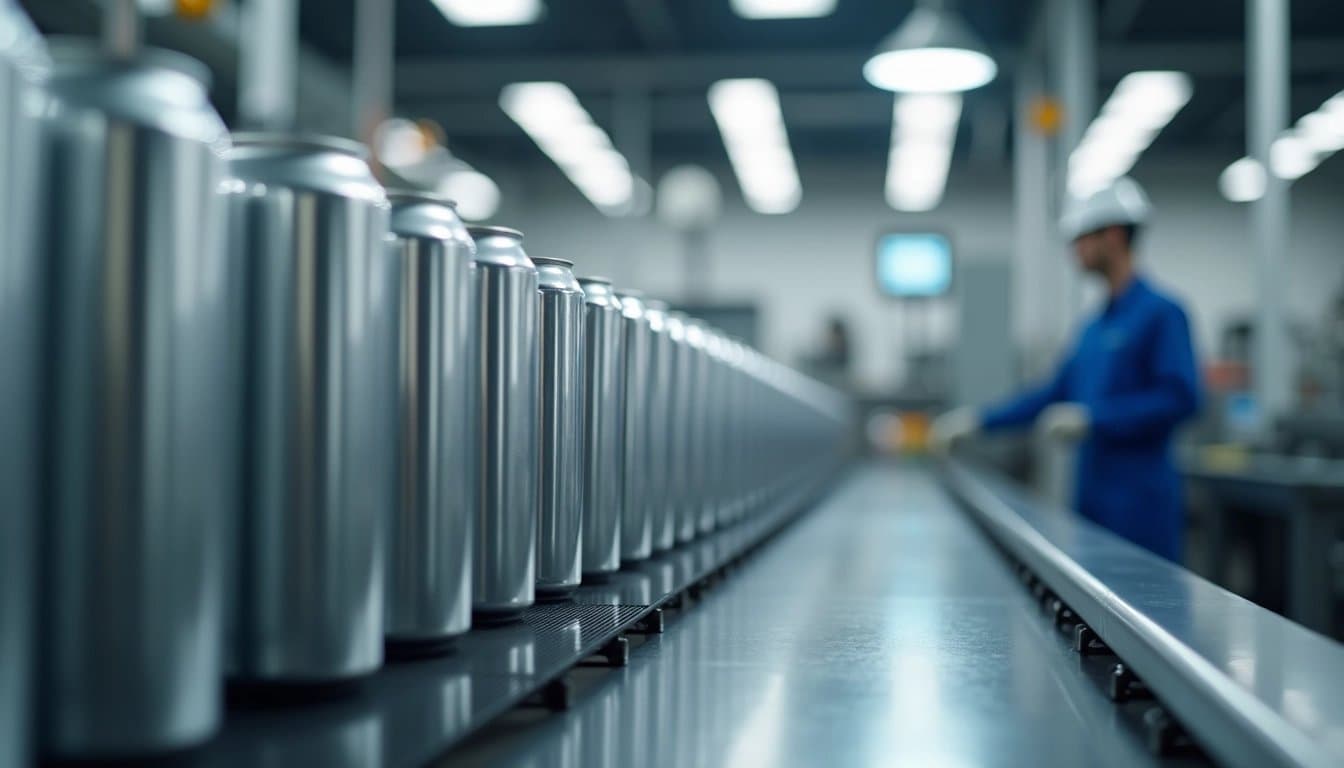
863 5 997 93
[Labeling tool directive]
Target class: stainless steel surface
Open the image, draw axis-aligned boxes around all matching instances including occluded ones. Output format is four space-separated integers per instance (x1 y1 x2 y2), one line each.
0 6 42 765
664 312 697 545
451 464 1163 768
643 301 675 552
616 290 653 562
945 458 1344 768
705 330 732 528
225 133 396 681
535 257 585 597
471 226 539 617
36 44 232 756
578 277 625 576
385 193 475 642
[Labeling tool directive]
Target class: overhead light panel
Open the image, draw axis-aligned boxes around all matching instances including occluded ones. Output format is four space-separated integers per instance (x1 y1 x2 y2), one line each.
1068 71 1191 198
885 93 962 212
1218 158 1266 204
731 0 836 19
500 82 635 214
863 4 997 93
1219 89 1344 201
431 0 543 27
708 78 802 214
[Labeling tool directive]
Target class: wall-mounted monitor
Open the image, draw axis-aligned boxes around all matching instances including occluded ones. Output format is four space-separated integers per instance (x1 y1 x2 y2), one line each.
875 232 953 298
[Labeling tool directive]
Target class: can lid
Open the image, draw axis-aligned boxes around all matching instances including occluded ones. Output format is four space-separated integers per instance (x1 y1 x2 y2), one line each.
644 299 670 311
577 275 613 285
47 39 212 89
230 132 371 161
467 225 524 241
385 188 458 209
531 256 574 267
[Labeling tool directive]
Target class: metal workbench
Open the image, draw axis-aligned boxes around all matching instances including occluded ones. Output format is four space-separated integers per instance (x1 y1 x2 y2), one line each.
1182 453 1344 633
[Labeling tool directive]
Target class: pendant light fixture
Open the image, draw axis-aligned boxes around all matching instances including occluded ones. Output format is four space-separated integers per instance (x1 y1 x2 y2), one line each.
863 0 997 93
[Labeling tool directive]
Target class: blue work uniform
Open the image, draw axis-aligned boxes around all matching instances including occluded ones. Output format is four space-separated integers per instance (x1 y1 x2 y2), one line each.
981 277 1200 562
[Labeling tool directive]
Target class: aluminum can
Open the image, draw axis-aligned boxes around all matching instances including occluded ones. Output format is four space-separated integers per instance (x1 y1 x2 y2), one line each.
616 290 653 562
684 320 717 535
36 44 231 755
0 6 42 766
704 329 731 528
470 226 539 619
534 257 585 598
224 134 396 681
664 312 697 544
642 301 676 552
577 277 625 575
385 192 475 643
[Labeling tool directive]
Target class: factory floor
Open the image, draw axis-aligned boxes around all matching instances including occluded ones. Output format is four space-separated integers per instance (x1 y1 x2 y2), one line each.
445 463 1195 768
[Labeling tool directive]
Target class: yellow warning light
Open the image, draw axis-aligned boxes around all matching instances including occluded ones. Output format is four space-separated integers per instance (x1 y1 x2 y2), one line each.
1028 96 1064 137
176 0 215 21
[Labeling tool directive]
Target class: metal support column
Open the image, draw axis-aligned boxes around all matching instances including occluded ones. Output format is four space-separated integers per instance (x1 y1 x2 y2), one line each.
352 0 395 145
1249 0 1293 419
1048 0 1096 336
1013 4 1050 377
238 0 299 130
102 0 141 56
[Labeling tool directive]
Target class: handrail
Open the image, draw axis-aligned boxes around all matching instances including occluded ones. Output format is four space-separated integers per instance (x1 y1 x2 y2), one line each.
941 458 1344 768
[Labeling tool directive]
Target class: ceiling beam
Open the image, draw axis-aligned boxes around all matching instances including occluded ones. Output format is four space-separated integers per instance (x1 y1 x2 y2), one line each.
1101 0 1146 41
396 38 1344 98
623 0 680 50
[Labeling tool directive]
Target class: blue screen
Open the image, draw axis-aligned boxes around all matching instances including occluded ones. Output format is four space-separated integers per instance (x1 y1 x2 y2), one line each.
875 233 953 298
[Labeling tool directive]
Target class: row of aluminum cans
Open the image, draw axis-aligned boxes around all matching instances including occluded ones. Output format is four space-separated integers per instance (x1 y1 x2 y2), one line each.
0 21 850 765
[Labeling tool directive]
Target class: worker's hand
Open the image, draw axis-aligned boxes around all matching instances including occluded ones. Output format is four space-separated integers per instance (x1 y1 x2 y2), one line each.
1038 403 1090 442
929 407 981 455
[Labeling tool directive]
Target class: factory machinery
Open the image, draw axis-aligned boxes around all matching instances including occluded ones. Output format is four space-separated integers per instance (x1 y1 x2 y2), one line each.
3 6 1344 768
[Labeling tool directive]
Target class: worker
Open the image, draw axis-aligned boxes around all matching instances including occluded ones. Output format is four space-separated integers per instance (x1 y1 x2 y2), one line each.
931 177 1200 562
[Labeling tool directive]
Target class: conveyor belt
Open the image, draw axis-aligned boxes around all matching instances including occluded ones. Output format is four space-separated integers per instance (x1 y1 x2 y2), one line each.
442 462 1176 768
180 472 838 767
945 460 1344 768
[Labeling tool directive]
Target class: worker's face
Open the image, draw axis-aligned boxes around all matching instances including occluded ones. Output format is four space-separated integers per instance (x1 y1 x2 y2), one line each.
1071 226 1122 275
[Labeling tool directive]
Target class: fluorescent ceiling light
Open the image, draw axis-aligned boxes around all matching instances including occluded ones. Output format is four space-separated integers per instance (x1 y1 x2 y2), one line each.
708 78 802 215
1269 135 1318 180
1221 89 1344 197
731 0 835 19
1218 158 1266 203
431 0 543 27
438 169 501 221
1068 70 1191 198
500 82 636 215
863 6 997 93
885 93 961 212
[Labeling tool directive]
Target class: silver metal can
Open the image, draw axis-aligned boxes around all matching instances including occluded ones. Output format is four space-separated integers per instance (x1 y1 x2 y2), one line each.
470 226 539 620
683 320 717 535
642 301 676 552
664 312 697 545
615 289 653 562
711 331 737 528
385 191 475 644
36 45 232 755
224 134 396 681
0 5 42 765
535 257 586 598
577 277 625 576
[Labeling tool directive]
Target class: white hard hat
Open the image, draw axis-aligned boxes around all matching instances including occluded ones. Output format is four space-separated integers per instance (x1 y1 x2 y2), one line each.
1059 177 1152 241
